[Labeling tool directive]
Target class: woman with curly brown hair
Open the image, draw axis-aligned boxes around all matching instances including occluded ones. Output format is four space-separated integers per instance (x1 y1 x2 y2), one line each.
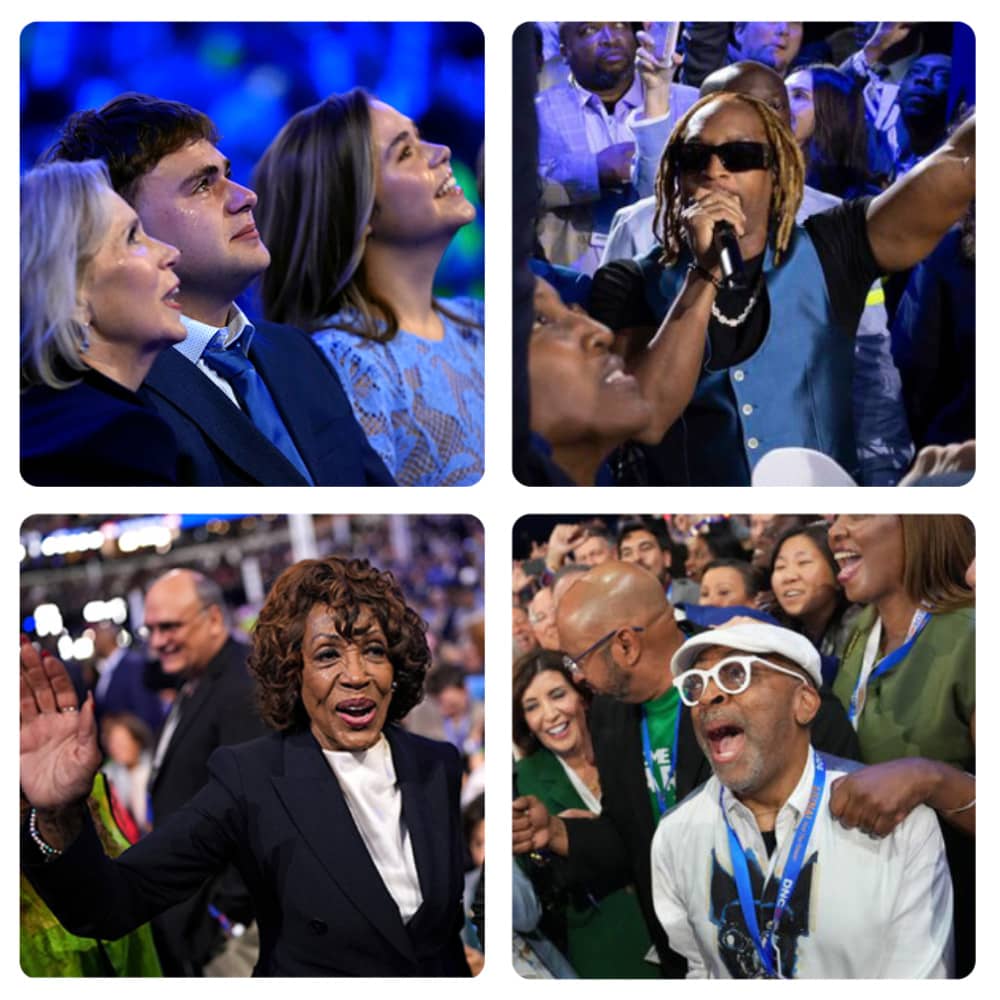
20 556 472 977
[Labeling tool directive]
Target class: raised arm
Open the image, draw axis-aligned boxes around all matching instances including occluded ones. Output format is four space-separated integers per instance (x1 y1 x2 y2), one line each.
628 189 747 443
866 113 975 273
20 637 102 850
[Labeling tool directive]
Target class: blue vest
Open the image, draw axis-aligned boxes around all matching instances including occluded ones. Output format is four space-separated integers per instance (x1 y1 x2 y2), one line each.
638 229 857 485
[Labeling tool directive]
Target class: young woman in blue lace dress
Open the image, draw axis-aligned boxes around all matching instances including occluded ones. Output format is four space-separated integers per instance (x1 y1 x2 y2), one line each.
253 90 483 486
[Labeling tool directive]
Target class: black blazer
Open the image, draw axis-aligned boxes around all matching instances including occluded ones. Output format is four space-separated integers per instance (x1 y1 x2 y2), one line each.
94 649 166 738
149 638 266 823
23 726 471 977
140 319 395 486
21 368 180 485
146 638 267 972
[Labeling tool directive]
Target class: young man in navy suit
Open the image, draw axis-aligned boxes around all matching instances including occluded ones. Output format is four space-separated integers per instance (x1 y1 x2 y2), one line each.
44 94 395 486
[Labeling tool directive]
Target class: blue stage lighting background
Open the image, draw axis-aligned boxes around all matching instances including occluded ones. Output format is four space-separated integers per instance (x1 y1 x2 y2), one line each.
20 22 484 300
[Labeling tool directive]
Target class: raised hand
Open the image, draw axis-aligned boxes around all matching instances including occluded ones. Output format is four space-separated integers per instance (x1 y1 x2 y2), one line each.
680 189 747 275
864 22 913 63
636 23 682 119
597 142 637 189
20 638 101 809
546 523 586 570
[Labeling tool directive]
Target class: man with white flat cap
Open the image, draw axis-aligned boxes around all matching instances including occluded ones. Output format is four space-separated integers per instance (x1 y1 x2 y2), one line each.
652 622 953 979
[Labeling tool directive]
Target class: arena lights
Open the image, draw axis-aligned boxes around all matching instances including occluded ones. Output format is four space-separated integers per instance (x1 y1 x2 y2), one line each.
73 636 94 660
118 523 175 554
40 529 105 557
82 597 128 624
33 603 64 638
54 633 95 662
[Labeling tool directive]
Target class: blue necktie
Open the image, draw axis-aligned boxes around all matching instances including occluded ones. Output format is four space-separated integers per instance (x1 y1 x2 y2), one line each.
202 334 314 484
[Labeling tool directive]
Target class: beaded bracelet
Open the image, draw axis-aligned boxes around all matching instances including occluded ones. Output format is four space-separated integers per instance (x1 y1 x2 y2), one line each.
686 262 722 288
28 807 63 859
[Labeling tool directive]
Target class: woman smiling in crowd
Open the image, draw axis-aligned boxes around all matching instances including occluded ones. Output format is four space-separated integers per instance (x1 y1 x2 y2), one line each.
21 556 471 977
20 160 184 485
769 521 858 684
253 91 483 486
513 650 655 978
828 514 975 975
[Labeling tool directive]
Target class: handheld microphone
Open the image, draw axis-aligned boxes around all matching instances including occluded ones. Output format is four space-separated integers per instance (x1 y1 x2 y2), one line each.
714 221 746 289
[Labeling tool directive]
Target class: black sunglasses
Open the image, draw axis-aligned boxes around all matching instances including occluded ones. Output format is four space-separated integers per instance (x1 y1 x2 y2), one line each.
670 140 774 174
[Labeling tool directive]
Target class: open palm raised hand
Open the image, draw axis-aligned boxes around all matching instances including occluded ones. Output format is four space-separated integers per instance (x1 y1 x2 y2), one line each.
20 637 101 809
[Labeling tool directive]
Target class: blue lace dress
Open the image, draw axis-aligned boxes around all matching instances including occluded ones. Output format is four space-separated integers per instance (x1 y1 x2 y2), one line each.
312 298 484 486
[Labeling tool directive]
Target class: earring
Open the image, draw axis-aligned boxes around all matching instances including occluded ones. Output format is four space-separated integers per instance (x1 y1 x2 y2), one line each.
78 321 91 353
391 680 398 690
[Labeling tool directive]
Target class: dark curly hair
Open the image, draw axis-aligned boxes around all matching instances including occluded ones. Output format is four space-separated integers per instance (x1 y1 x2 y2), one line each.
248 556 429 731
512 648 591 756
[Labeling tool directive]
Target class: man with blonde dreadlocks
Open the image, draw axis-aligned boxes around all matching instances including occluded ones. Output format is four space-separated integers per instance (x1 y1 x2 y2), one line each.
596 61 913 487
590 90 975 486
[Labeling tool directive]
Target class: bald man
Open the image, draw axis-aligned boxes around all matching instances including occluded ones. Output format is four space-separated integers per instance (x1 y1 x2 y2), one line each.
596 59 912 486
143 569 266 975
512 561 857 976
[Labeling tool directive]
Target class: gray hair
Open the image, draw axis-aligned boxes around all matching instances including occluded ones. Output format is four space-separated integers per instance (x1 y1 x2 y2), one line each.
192 572 231 628
21 159 113 389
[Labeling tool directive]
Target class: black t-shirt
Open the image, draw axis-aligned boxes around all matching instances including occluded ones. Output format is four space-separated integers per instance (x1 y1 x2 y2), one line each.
761 829 778 858
589 197 882 369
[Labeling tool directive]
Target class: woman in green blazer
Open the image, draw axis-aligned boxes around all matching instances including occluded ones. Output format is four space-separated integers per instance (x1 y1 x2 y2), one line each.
828 514 975 977
513 650 656 978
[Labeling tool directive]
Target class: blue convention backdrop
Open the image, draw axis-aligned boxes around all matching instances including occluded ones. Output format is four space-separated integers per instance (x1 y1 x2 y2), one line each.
20 22 484 300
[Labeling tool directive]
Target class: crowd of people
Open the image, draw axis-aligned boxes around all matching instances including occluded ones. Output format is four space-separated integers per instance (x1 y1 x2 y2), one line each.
515 22 975 486
511 513 974 978
20 23 484 487
20 516 485 976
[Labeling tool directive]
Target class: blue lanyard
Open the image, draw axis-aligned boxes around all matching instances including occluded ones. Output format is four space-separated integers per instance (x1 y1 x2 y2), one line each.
848 610 930 724
720 750 826 979
641 697 682 818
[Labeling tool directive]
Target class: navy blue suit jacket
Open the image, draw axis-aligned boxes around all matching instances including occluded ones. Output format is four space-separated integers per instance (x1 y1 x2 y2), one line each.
95 649 166 738
21 368 180 485
23 726 470 977
140 319 395 486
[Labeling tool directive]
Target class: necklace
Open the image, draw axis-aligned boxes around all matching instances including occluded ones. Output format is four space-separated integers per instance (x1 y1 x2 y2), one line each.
711 274 764 328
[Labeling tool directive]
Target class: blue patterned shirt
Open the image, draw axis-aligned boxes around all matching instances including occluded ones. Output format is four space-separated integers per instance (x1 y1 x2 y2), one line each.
312 298 484 486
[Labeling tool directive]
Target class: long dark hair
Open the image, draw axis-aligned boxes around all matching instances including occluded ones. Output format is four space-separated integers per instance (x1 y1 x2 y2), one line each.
512 649 591 756
253 90 401 340
802 64 880 199
768 521 848 635
254 89 476 343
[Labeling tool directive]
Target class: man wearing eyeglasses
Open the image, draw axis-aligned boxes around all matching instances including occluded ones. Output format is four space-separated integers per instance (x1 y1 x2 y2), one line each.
512 560 856 976
535 23 699 276
142 569 266 975
652 623 953 977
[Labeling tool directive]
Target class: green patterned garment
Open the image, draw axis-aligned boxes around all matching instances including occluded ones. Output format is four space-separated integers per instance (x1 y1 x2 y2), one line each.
21 773 162 977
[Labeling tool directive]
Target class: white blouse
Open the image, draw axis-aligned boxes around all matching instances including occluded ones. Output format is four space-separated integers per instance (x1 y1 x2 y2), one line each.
322 736 424 922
